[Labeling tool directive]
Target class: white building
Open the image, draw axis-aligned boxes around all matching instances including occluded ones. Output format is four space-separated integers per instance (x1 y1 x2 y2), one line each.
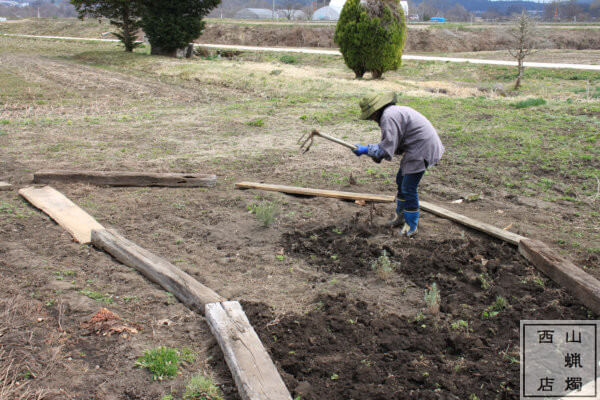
316 0 408 20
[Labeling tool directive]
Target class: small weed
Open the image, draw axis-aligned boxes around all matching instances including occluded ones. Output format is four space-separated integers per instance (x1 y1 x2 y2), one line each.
451 320 469 331
161 396 174 400
371 250 396 281
270 69 283 75
275 254 285 261
415 312 425 322
279 54 298 64
424 283 441 314
332 228 342 234
249 201 280 227
136 346 195 381
246 119 264 127
482 296 508 319
183 374 223 400
478 273 490 290
330 373 339 380
512 98 546 109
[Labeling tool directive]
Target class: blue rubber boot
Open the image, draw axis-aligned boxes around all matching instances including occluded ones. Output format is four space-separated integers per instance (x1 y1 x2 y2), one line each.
401 210 419 237
385 199 405 228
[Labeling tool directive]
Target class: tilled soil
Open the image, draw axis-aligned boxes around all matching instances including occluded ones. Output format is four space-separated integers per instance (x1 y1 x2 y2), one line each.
243 223 593 399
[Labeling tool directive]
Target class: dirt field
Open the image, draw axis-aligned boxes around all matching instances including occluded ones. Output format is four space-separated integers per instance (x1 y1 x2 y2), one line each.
0 35 599 399
3 18 600 53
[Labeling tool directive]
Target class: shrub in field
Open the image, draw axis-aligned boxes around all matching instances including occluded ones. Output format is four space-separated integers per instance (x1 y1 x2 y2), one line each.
136 346 195 380
183 374 223 400
512 98 546 109
140 0 220 57
334 0 406 78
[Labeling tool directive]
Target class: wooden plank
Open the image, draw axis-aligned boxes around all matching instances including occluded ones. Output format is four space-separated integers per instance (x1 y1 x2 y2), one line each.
235 181 395 203
419 200 526 245
235 181 526 245
91 229 224 313
205 301 292 400
0 181 12 191
519 239 600 315
19 186 104 244
34 170 217 188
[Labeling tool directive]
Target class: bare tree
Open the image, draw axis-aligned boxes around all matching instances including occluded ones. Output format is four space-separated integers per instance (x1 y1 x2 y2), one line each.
508 11 536 90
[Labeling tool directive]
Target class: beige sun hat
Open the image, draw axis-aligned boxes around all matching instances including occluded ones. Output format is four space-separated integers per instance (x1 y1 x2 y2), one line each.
359 92 397 120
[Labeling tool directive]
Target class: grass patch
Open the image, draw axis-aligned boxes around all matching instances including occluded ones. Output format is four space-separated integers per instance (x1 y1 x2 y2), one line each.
512 98 546 109
183 374 223 400
245 119 265 127
79 289 113 304
279 54 298 64
136 347 195 381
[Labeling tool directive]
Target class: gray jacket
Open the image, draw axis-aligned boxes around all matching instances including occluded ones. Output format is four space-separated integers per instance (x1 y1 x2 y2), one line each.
373 105 444 175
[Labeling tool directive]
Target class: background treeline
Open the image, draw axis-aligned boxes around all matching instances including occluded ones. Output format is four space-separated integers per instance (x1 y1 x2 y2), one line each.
1 0 600 21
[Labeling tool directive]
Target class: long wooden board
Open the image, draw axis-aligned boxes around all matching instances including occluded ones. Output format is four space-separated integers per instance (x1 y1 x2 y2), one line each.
34 170 217 188
19 186 104 244
205 301 292 400
519 239 600 315
235 181 394 203
235 181 526 245
419 200 526 245
91 229 224 313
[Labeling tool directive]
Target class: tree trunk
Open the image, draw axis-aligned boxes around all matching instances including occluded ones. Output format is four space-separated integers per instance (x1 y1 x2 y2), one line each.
514 58 524 90
371 69 383 79
150 44 193 58
354 68 365 79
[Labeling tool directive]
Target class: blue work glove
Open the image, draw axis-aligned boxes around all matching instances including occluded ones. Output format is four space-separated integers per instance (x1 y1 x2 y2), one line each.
353 145 369 156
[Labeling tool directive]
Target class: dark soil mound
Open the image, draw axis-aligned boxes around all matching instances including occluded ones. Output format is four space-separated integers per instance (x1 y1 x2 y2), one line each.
256 225 594 399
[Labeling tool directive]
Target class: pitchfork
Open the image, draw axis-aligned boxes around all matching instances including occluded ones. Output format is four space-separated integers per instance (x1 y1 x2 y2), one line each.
298 129 358 154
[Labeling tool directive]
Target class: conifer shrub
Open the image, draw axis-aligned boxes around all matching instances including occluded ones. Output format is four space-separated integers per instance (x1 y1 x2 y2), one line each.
140 0 220 57
334 0 406 79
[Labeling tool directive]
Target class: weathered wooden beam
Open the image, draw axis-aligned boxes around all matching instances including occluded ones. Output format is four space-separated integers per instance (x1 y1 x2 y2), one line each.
419 200 526 245
235 181 526 245
91 229 224 313
519 239 600 316
205 301 292 400
34 170 217 188
19 185 104 244
235 181 394 203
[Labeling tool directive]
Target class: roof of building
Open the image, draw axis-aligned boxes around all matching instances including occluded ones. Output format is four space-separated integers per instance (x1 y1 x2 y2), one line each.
312 6 340 20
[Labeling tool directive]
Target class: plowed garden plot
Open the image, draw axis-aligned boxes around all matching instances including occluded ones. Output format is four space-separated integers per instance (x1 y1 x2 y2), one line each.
226 224 595 400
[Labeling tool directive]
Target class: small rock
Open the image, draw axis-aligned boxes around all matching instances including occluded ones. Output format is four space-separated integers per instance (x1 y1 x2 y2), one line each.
0 181 12 191
295 381 312 396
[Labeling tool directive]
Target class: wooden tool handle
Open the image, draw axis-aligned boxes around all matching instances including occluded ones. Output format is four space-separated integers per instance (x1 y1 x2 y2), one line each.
314 130 358 150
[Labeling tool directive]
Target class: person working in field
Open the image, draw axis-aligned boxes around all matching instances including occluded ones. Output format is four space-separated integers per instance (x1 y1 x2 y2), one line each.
353 92 444 237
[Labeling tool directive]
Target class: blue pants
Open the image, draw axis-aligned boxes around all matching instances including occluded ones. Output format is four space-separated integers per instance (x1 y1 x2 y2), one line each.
396 169 424 211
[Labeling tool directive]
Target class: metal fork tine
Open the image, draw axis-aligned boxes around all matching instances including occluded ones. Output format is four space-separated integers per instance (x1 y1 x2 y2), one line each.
298 131 315 153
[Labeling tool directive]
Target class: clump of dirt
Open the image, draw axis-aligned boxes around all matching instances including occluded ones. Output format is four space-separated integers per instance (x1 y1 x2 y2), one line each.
81 307 140 337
